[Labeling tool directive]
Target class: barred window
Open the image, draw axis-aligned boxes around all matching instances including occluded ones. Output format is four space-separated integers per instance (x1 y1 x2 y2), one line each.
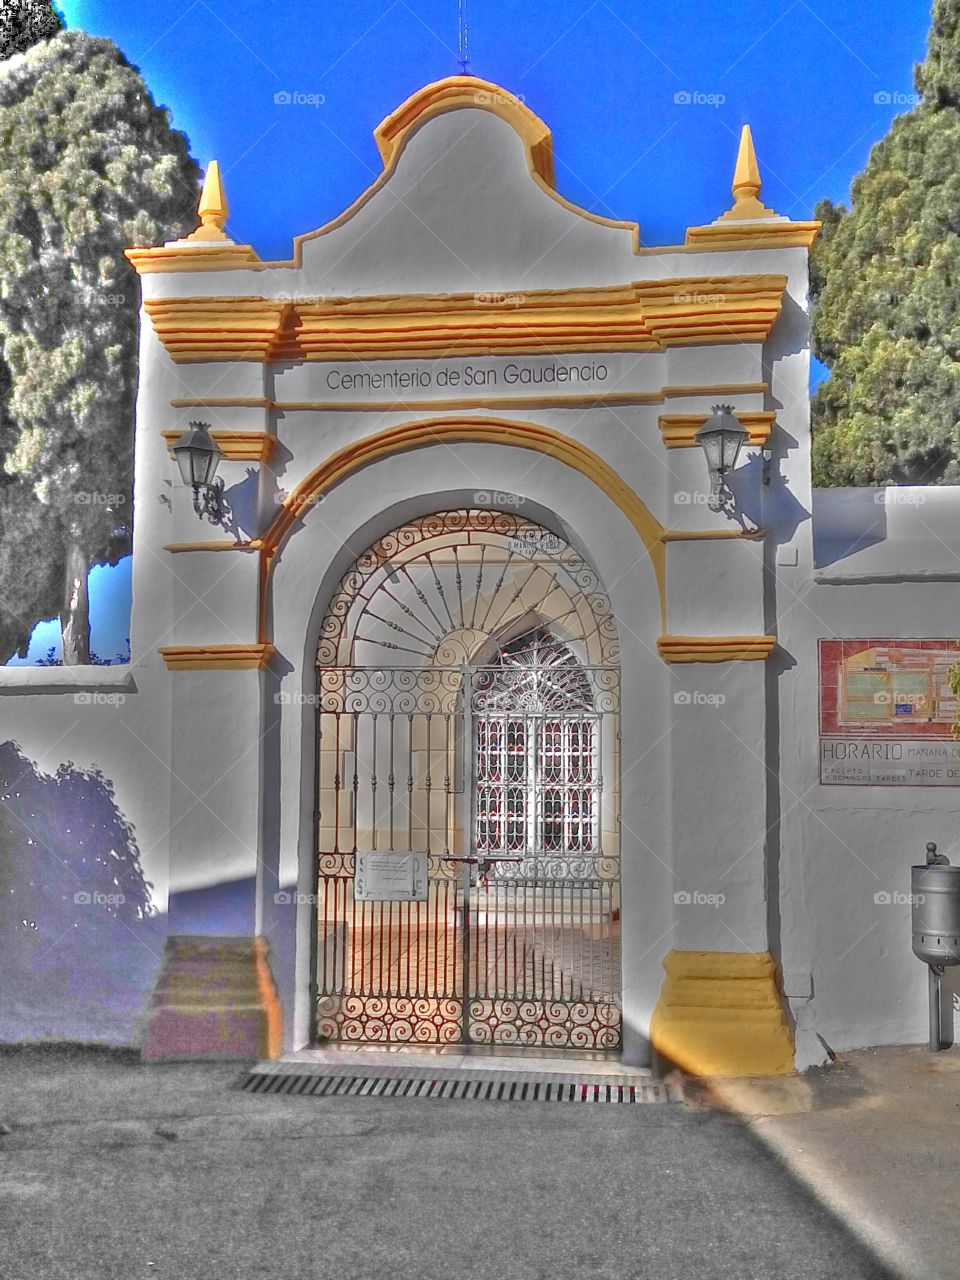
474 629 598 857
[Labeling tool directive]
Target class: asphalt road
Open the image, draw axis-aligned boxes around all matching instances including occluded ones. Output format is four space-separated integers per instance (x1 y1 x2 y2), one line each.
0 1048 897 1280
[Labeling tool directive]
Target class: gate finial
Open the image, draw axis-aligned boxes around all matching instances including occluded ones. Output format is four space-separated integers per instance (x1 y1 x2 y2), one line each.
186 161 231 242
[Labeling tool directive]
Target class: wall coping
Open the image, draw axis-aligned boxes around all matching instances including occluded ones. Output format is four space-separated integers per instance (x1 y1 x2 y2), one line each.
0 664 136 694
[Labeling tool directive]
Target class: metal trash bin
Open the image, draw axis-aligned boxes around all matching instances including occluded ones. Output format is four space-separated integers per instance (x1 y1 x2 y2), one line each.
911 844 960 1050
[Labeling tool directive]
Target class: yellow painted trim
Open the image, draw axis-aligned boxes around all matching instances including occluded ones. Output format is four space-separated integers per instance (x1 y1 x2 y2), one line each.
124 244 261 273
657 635 776 663
375 76 556 186
158 643 275 670
142 277 787 364
659 411 775 449
684 221 820 249
256 415 668 640
661 528 765 542
162 540 262 553
169 383 769 414
161 429 277 463
650 950 794 1076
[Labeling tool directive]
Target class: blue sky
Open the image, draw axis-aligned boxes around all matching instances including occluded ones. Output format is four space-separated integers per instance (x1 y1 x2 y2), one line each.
10 0 936 661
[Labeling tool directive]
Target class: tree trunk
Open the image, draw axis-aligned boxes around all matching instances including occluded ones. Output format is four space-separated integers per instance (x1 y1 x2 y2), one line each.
60 539 90 665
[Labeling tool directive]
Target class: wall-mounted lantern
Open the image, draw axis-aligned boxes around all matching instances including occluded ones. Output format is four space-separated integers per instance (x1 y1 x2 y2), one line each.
695 404 749 513
171 421 225 522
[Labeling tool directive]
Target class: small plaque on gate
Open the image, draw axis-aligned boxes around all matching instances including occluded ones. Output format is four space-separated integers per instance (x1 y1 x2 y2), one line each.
354 851 428 901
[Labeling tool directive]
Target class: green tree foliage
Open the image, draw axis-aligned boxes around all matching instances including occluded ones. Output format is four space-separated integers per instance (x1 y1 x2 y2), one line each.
0 30 200 662
810 0 960 486
0 0 63 60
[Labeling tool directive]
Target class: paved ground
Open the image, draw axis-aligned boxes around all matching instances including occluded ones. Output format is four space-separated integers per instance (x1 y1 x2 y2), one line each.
0 1045 906 1280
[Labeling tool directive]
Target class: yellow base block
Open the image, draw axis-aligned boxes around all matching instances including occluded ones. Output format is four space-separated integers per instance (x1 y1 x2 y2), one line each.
650 949 795 1076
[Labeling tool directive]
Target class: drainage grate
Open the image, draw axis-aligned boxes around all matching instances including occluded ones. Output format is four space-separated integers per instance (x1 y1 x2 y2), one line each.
241 1070 674 1104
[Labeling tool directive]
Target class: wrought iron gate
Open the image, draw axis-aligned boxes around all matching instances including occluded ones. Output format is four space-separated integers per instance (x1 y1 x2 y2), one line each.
314 661 621 1050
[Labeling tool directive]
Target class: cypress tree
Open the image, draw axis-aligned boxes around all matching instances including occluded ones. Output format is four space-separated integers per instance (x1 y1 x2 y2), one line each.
0 27 199 661
811 0 960 485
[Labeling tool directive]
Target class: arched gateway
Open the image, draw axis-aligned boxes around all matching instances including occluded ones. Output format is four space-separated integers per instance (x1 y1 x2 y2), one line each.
313 509 622 1048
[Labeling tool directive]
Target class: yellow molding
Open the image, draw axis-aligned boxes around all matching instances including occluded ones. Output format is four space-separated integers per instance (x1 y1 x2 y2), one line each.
161 429 277 463
658 410 775 449
142 277 787 364
162 540 262 553
256 415 668 640
657 634 776 663
125 244 261 273
375 76 556 187
684 221 821 250
158 643 275 670
650 950 794 1076
661 528 765 542
168 383 769 414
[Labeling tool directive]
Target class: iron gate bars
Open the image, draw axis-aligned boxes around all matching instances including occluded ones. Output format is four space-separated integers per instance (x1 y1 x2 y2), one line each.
314 665 621 1048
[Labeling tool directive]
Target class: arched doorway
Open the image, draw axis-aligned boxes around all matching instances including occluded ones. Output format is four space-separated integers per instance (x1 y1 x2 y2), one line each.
314 508 621 1050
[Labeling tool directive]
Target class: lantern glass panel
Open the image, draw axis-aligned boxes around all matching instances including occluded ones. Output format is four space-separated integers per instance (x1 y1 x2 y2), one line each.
698 429 723 473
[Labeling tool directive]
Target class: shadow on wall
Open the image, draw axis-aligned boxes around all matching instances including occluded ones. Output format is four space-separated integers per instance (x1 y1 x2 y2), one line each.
0 741 165 1045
